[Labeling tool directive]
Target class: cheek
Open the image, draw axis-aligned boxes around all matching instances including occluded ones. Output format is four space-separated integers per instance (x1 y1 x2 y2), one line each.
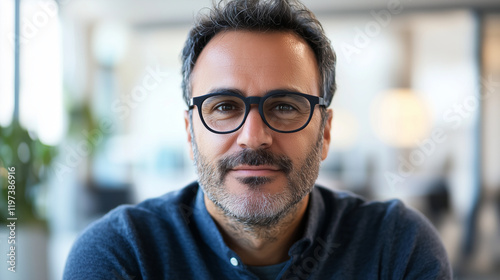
273 130 312 162
286 116 323 161
192 115 235 159
285 137 311 163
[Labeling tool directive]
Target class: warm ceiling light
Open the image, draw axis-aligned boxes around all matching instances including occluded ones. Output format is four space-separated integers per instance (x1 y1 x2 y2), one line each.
370 88 432 148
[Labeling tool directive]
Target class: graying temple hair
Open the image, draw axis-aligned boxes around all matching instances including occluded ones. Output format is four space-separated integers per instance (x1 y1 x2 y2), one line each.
181 0 337 108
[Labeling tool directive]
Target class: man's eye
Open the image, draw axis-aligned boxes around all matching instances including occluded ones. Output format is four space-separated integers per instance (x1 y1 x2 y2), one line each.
215 103 238 112
274 104 297 112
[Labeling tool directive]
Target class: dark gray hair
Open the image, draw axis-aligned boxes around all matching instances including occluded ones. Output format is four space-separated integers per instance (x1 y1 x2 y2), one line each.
181 0 337 107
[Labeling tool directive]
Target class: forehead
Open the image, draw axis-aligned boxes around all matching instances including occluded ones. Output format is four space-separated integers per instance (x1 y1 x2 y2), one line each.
190 30 320 97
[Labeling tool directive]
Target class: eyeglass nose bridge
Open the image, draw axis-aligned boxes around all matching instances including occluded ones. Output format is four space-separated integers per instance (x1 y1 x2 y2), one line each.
245 96 262 105
241 96 268 129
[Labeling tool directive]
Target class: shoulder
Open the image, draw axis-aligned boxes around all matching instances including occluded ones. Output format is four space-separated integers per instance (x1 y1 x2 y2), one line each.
314 185 452 279
314 185 431 229
314 185 407 223
63 182 200 280
82 182 198 235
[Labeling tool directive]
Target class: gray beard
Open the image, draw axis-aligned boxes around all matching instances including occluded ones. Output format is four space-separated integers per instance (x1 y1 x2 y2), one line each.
191 127 324 229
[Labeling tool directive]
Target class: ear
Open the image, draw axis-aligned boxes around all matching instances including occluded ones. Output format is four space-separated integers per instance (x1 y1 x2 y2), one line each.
184 110 194 160
321 109 333 161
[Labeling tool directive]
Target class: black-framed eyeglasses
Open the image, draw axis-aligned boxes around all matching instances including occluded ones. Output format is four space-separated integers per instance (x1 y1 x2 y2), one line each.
188 90 326 134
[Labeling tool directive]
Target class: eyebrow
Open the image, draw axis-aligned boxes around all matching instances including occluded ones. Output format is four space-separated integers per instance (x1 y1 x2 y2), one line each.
207 87 305 96
207 88 245 96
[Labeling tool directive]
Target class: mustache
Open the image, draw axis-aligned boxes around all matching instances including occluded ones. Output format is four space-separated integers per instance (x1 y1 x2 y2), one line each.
218 149 293 178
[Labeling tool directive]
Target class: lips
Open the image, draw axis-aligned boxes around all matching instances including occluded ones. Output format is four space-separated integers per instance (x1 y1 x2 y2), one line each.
230 165 282 176
232 165 280 171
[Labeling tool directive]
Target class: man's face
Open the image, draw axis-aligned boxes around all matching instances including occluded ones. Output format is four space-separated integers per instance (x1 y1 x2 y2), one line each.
185 31 332 226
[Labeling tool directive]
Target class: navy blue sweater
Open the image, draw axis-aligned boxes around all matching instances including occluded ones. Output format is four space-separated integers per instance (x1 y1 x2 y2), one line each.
64 182 452 279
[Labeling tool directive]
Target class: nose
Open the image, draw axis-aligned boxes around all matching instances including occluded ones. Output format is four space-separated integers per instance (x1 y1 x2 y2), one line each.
236 106 273 149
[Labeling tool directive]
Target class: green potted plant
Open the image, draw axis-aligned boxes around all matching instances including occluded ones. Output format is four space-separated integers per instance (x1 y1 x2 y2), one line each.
0 121 57 226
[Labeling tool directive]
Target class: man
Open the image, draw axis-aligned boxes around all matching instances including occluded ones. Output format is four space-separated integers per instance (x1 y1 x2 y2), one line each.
64 0 452 279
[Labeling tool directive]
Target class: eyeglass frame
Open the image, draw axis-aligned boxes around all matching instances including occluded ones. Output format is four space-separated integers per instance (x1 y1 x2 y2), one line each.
188 90 326 134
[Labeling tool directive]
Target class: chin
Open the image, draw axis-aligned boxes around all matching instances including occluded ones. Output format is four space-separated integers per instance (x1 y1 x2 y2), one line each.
221 193 291 227
214 181 301 227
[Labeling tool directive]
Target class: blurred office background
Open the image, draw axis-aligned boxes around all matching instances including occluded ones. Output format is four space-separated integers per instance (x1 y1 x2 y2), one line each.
0 0 499 279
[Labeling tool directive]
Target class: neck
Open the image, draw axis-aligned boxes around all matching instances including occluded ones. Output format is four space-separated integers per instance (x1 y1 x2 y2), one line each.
204 194 309 266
